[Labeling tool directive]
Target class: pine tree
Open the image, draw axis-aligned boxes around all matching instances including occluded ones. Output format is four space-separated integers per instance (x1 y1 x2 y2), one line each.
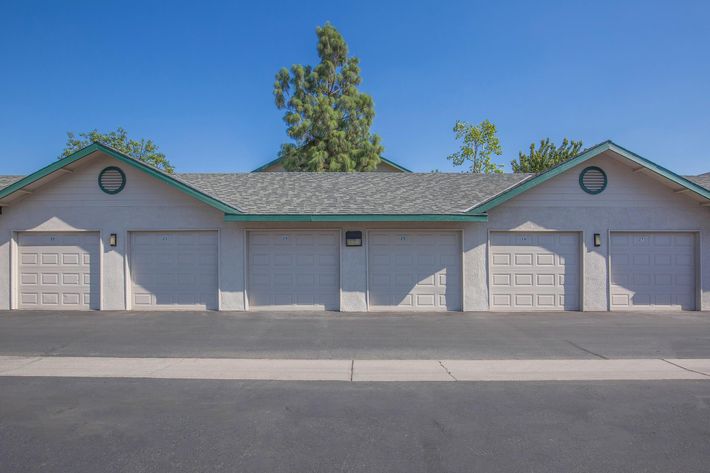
61 127 173 173
511 138 583 173
273 23 383 171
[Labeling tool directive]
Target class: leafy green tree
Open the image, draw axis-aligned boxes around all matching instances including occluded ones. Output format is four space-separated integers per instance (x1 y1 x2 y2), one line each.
511 138 583 173
61 127 174 173
273 23 383 172
447 119 503 174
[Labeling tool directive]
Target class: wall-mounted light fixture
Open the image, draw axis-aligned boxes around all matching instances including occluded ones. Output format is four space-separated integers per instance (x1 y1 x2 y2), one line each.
109 233 118 247
593 233 601 247
345 231 363 247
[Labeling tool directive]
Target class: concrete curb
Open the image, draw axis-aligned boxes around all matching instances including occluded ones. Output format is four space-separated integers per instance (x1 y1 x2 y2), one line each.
0 356 709 382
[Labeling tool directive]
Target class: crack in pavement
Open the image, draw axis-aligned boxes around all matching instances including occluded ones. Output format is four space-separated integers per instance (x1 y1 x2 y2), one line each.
565 340 608 359
661 359 710 378
438 361 457 381
0 356 43 375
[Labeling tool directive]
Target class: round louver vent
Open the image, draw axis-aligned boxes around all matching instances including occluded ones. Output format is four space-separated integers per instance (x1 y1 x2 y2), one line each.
579 166 607 194
98 166 126 194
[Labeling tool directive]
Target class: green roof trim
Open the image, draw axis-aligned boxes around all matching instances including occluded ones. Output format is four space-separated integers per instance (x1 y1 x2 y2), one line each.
224 214 487 222
467 140 710 215
251 156 284 172
378 157 412 173
251 156 412 173
0 142 243 214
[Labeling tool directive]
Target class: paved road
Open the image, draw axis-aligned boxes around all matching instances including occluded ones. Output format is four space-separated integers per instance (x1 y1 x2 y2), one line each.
1 377 709 473
1 310 709 359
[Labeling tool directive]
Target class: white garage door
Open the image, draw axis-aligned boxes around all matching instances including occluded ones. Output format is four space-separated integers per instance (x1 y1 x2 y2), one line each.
490 232 580 311
18 232 99 310
130 231 218 310
248 231 339 310
368 231 461 311
610 232 696 311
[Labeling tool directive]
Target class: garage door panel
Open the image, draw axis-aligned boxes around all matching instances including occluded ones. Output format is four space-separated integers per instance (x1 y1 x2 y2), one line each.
62 292 81 305
368 231 461 311
611 232 695 311
490 232 580 311
41 293 60 305
612 294 629 307
318 274 338 289
18 232 99 310
248 231 339 311
514 294 534 307
130 231 218 311
536 273 555 286
318 253 338 267
416 294 435 306
491 293 512 307
536 294 555 307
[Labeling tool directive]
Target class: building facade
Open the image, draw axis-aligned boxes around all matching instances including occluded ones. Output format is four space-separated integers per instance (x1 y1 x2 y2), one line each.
1 141 708 312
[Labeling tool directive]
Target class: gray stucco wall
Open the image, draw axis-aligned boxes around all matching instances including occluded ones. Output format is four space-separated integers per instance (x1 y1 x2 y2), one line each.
1 150 708 312
475 154 710 311
0 152 245 310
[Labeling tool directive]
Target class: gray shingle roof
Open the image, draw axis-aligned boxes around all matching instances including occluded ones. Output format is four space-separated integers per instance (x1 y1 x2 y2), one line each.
0 176 23 189
0 171 531 214
686 173 710 190
176 173 532 214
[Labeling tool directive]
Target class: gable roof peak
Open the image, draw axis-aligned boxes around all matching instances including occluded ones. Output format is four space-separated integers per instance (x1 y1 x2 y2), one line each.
0 142 243 214
466 140 710 214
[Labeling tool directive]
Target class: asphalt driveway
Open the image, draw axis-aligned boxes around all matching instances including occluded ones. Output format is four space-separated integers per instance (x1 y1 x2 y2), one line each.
1 310 709 359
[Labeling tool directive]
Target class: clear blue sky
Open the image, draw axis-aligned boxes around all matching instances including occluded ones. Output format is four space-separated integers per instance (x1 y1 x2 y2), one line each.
1 0 708 175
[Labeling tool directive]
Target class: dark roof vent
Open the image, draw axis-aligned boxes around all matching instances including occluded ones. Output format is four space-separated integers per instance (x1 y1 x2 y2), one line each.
579 166 607 195
98 166 126 194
